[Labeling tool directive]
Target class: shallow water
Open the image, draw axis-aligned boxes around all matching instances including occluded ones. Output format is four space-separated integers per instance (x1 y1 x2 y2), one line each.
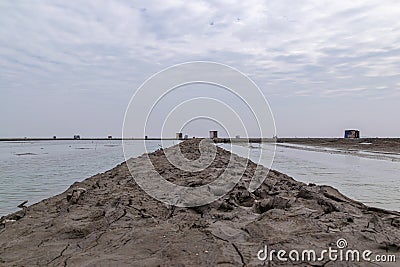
222 143 400 211
1 140 399 216
0 140 176 216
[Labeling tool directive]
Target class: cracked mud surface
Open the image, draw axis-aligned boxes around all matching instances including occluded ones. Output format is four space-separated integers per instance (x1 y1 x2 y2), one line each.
0 139 399 266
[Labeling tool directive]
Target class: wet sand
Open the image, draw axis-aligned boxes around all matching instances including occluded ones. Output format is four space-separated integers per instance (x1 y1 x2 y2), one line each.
0 139 399 266
278 138 400 155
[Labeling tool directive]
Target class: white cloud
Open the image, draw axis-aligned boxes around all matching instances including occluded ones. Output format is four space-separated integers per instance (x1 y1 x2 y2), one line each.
1 0 400 136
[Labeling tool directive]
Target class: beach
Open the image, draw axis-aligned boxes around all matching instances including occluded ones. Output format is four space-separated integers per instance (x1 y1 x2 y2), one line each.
1 139 399 266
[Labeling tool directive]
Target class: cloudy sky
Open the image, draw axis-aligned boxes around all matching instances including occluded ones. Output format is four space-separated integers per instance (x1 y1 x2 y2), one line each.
1 0 400 138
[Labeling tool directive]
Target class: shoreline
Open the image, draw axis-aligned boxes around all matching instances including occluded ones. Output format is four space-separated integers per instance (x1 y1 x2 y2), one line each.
3 137 399 156
2 136 399 147
277 138 400 155
0 138 178 141
0 139 399 266
275 143 400 162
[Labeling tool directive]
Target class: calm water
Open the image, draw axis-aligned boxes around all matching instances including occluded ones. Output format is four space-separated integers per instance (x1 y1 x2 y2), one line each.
0 140 177 216
222 143 400 211
1 141 399 216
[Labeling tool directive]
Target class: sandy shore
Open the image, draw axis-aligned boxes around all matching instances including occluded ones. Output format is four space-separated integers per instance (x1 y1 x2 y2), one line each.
278 138 400 155
0 139 399 266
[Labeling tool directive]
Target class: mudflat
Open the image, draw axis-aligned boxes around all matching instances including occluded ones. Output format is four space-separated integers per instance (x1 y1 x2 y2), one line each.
278 138 400 154
1 139 399 266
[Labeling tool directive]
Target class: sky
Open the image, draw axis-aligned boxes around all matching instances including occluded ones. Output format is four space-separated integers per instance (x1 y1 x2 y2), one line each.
1 0 400 138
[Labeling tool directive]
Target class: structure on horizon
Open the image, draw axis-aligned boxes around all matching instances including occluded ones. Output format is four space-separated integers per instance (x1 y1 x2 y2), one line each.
176 133 183 140
344 129 360 139
209 131 218 139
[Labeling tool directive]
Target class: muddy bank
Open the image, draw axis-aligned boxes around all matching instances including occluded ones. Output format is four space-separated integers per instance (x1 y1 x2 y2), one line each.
278 138 400 155
0 139 399 266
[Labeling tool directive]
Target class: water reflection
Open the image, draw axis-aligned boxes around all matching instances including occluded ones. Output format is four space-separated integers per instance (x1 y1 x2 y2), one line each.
0 140 172 216
221 143 400 211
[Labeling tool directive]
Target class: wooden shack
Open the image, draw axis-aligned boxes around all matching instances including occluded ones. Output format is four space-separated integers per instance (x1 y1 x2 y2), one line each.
209 131 218 139
176 133 183 140
344 130 360 139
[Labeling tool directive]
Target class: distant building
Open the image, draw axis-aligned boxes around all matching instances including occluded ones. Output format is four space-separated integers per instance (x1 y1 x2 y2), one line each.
344 130 360 139
184 134 188 139
209 131 218 139
108 135 112 139
73 135 81 140
176 132 183 140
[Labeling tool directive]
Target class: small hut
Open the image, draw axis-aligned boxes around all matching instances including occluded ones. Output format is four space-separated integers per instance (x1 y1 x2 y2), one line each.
176 133 183 140
209 131 218 139
344 130 360 139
